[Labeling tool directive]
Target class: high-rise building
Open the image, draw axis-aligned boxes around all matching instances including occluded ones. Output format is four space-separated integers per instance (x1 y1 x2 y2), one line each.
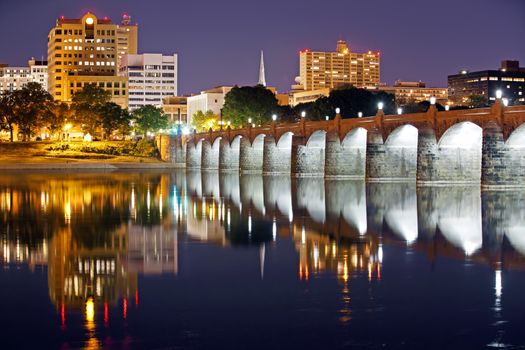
120 53 178 110
294 40 380 91
448 60 525 105
47 13 129 108
116 14 138 68
0 59 48 93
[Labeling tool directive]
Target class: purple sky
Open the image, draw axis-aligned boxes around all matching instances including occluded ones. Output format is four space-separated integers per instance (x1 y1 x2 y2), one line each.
0 0 524 95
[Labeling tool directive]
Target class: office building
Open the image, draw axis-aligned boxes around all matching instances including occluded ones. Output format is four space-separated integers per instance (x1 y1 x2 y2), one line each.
187 86 232 124
47 13 129 108
28 59 49 92
116 14 138 68
448 60 525 105
289 88 330 106
294 40 380 91
375 80 448 105
162 96 188 124
120 53 178 110
0 59 48 93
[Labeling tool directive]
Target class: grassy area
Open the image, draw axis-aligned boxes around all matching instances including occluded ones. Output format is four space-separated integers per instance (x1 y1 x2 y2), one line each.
0 140 162 164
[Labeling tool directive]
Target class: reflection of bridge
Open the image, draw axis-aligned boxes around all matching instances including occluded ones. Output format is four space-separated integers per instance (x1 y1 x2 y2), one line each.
159 100 525 186
175 171 525 270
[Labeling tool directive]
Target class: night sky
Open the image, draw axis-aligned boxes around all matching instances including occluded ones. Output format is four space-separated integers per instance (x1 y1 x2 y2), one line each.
0 0 523 95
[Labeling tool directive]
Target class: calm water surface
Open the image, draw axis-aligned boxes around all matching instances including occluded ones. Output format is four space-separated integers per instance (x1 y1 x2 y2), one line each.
0 171 524 349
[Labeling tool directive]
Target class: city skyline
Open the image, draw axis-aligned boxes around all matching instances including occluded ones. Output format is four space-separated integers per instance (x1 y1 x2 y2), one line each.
0 0 523 95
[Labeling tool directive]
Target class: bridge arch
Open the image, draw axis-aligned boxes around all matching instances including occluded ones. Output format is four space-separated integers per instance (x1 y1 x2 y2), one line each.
418 121 482 184
292 130 326 177
202 137 221 170
325 127 367 178
219 135 242 172
482 121 525 187
186 138 204 169
263 132 294 175
367 124 418 181
240 133 266 173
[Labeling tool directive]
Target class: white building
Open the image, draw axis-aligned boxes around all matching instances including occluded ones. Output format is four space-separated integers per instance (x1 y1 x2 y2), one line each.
0 59 48 93
120 53 178 110
29 59 48 92
187 86 232 125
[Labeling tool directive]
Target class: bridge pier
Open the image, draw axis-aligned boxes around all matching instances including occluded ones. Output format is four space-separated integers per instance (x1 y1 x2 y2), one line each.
219 137 240 172
482 122 525 188
172 137 186 167
263 134 293 175
366 127 417 182
417 122 482 185
186 140 202 169
291 132 325 177
202 139 220 170
325 130 366 179
240 135 265 174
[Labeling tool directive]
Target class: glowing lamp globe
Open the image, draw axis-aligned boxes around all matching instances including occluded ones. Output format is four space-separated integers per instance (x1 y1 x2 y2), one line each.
430 96 436 105
335 107 341 114
496 90 503 99
85 17 94 25
377 102 384 110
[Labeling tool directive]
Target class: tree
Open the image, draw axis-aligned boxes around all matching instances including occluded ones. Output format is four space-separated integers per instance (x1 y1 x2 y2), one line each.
222 85 279 127
0 91 17 141
293 86 396 120
132 105 169 136
468 94 487 108
191 110 220 131
71 84 111 136
11 82 53 140
99 102 131 140
44 101 71 139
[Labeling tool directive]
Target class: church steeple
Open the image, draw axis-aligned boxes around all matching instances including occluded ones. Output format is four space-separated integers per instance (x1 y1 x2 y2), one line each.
258 50 266 87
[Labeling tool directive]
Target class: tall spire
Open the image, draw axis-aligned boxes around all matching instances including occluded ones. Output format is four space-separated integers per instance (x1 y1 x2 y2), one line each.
258 50 266 87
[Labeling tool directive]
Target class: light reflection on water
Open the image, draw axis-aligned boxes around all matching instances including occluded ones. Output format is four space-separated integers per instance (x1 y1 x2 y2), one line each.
0 171 524 349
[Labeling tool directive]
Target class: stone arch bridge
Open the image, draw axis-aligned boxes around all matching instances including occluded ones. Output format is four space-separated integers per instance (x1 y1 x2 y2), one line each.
157 101 525 187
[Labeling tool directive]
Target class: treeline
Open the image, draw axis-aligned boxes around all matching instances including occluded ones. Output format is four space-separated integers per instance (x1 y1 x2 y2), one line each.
192 85 398 131
0 83 169 141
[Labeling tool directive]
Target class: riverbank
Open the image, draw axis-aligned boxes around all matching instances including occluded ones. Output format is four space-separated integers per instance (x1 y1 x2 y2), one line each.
0 141 173 170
